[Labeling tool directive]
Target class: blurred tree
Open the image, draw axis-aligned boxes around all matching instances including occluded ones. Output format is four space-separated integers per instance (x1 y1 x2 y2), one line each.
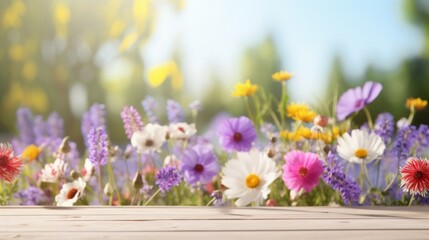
324 0 429 125
0 0 183 148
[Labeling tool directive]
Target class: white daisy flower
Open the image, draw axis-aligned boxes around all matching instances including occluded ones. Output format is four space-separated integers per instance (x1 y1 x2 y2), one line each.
337 129 385 164
131 124 167 153
55 178 86 206
168 122 197 140
221 149 281 207
81 158 94 182
40 158 68 183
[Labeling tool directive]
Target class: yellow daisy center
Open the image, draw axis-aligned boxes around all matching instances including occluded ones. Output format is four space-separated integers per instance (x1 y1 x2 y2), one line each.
245 174 260 189
355 148 368 159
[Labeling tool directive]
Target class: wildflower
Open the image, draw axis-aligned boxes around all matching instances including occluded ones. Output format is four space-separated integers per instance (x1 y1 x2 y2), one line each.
0 143 23 182
40 158 67 183
167 100 185 123
400 157 429 197
232 79 258 97
156 165 181 192
168 122 197 140
282 150 324 192
406 97 427 111
181 146 220 186
323 152 360 205
286 103 316 123
87 127 109 166
81 158 94 182
55 178 86 206
217 116 257 152
221 149 280 207
391 126 417 162
374 112 395 144
141 96 160 123
21 144 41 162
15 186 49 205
131 124 167 153
337 129 385 164
120 106 144 139
336 81 382 121
272 71 293 82
81 103 106 146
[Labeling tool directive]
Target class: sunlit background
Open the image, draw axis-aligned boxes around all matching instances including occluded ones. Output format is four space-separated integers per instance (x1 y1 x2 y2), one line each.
1 0 428 148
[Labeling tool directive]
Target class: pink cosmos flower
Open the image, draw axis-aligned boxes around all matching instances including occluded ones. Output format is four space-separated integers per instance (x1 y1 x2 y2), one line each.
282 150 324 192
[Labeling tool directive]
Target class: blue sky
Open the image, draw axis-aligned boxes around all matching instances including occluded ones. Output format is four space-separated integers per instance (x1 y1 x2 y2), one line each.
142 0 423 102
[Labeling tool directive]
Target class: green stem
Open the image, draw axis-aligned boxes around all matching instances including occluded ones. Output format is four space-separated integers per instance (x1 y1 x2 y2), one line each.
143 188 161 206
278 82 287 126
244 97 254 122
408 194 415 207
97 165 104 205
107 161 122 205
363 107 373 129
197 184 203 206
408 108 415 124
362 163 373 189
206 198 215 207
270 111 283 131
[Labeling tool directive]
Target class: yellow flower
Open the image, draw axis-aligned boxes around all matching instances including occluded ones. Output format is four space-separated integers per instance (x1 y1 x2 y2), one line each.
272 71 293 82
406 97 427 111
286 103 316 123
320 132 333 144
232 79 258 97
21 145 41 162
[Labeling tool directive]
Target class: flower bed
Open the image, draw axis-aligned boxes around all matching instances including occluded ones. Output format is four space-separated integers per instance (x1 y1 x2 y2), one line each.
1 72 428 207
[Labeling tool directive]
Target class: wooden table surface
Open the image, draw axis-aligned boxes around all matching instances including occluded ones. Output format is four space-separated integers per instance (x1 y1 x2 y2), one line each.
0 206 428 239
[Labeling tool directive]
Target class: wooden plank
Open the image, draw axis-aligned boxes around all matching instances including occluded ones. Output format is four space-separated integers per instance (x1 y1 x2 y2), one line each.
1 207 427 239
1 206 428 218
1 219 428 232
1 231 429 240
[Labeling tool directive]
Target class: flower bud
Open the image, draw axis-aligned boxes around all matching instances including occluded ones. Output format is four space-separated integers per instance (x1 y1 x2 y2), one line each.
59 137 71 154
267 149 275 158
104 183 113 197
265 199 277 207
314 115 329 128
70 170 80 180
132 172 144 190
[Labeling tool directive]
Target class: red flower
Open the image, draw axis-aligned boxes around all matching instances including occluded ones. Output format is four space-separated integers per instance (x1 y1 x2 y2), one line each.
400 157 429 197
0 143 23 182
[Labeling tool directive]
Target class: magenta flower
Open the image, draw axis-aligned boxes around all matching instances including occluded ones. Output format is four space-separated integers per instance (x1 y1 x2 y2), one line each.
336 81 382 121
282 150 324 192
217 116 256 152
181 146 220 186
